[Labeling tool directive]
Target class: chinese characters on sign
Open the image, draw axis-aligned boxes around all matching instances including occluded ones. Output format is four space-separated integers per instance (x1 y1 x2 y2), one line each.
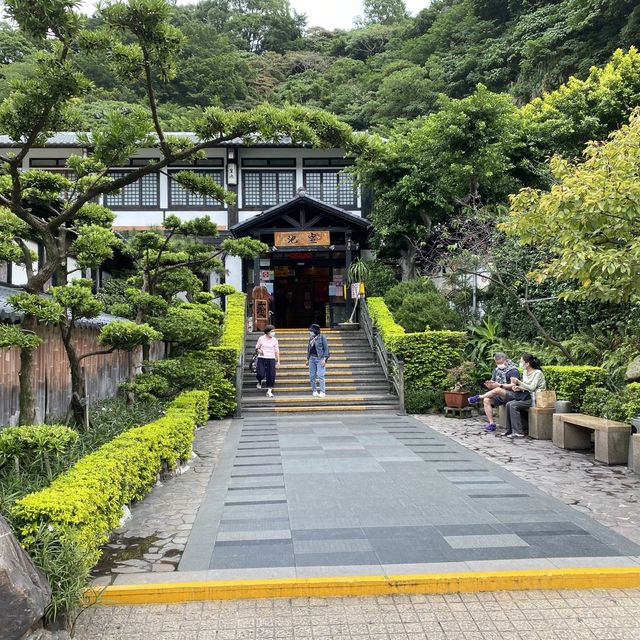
274 230 330 248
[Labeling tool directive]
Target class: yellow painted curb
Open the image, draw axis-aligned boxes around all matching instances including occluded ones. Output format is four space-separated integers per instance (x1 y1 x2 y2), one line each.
87 568 640 606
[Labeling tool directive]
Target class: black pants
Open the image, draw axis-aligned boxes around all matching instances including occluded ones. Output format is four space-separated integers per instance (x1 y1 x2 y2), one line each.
256 357 276 388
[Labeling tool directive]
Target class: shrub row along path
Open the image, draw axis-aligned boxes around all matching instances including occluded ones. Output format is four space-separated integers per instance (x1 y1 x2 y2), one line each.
91 412 640 584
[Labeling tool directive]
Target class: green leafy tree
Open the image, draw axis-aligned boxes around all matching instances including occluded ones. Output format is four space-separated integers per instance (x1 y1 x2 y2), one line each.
503 110 640 305
0 0 362 424
358 86 524 279
362 0 408 25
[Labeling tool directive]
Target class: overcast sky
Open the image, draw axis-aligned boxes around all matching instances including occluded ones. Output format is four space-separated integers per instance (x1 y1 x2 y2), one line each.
77 1 431 31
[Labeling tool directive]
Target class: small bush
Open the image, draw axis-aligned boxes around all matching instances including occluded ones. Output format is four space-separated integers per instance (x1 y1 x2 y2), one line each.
581 383 640 423
383 278 462 332
542 365 606 411
150 302 223 351
119 373 170 402
151 351 237 418
0 425 78 477
405 385 445 414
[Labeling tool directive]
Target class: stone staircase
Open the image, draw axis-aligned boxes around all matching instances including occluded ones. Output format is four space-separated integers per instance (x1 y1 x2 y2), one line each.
241 328 401 415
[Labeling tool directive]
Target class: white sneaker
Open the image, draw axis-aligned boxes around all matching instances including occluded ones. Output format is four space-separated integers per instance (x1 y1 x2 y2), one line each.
312 390 319 397
318 392 326 398
266 390 274 398
256 382 262 390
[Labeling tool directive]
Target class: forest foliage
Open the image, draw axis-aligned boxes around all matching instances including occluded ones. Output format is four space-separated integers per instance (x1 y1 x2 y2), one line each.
1 0 638 131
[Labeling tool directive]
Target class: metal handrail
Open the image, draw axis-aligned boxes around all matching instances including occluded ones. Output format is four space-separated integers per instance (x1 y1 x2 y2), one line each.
360 299 405 414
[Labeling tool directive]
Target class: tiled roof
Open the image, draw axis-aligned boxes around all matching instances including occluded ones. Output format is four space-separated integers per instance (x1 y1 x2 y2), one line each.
0 132 303 148
0 284 125 329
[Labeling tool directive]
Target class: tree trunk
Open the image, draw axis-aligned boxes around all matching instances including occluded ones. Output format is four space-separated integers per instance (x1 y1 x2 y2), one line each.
60 326 88 428
18 314 39 425
399 244 417 281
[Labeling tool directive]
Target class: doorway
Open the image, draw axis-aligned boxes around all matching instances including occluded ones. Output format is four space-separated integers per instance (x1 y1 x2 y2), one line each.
274 266 331 328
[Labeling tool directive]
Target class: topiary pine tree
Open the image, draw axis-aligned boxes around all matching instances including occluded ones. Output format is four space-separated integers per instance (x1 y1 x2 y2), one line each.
0 0 365 423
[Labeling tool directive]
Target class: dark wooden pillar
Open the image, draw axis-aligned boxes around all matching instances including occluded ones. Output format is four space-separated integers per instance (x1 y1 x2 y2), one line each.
345 232 353 320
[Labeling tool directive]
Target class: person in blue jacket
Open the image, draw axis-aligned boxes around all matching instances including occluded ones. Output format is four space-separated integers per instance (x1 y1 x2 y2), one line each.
306 323 330 397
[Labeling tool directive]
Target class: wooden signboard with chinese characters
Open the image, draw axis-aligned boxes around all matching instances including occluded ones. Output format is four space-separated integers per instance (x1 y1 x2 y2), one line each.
252 285 270 332
274 230 330 248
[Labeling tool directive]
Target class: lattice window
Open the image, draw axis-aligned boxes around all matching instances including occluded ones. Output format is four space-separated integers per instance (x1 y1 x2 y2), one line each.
304 170 357 208
169 169 224 208
105 171 159 208
242 171 295 208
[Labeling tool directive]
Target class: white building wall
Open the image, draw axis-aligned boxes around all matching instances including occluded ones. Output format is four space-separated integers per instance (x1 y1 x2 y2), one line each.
225 256 243 291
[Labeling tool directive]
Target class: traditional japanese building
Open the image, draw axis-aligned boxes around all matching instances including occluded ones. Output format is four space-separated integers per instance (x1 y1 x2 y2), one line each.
0 134 371 327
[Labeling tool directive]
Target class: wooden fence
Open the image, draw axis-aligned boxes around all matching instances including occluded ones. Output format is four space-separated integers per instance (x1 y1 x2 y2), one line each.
0 325 165 426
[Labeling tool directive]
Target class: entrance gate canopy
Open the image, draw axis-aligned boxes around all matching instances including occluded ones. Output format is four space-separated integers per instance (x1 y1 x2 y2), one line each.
231 191 371 328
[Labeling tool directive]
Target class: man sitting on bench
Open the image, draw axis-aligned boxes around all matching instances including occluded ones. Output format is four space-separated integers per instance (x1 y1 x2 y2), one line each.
467 352 519 432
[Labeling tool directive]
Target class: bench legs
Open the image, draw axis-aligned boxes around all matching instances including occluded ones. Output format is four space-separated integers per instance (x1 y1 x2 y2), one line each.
553 419 630 465
528 408 554 440
594 429 630 465
553 422 592 450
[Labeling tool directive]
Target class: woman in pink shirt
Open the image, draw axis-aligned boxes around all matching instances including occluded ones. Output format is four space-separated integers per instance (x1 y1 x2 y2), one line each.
255 324 280 398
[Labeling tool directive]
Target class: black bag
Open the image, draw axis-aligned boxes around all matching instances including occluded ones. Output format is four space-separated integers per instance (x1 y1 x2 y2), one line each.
249 353 258 373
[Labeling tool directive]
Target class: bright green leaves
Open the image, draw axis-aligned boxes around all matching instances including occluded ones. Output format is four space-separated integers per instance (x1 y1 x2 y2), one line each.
0 207 30 263
71 225 121 269
73 203 116 229
221 237 269 260
4 0 80 41
80 106 154 168
0 47 90 144
100 0 186 82
0 323 42 350
503 110 640 303
9 293 63 323
20 170 73 201
51 279 104 322
98 320 162 350
172 171 233 206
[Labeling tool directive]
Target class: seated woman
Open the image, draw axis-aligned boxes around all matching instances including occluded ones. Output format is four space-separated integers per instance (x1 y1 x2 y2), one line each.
503 353 546 439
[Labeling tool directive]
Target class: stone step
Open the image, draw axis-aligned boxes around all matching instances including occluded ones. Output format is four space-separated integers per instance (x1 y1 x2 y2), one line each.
242 395 399 408
244 386 392 396
241 404 401 414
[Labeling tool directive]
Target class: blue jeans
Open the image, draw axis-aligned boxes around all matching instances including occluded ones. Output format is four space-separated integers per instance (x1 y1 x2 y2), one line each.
308 356 326 393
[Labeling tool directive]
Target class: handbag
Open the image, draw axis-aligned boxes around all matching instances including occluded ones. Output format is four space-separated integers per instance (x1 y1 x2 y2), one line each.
249 352 258 373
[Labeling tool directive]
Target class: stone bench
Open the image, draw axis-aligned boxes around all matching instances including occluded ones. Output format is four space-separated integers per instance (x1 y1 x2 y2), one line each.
497 405 555 439
552 413 631 465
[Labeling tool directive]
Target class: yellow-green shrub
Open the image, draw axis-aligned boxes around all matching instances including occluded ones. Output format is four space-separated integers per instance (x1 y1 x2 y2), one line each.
220 291 246 358
367 297 405 343
367 297 466 399
12 391 207 565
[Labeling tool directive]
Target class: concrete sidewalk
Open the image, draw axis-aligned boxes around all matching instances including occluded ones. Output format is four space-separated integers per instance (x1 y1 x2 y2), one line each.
74 588 640 639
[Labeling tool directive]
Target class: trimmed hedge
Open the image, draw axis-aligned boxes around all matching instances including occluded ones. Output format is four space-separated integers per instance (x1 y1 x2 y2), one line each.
12 390 208 565
220 291 246 358
367 297 466 399
367 297 405 343
391 331 467 387
542 365 606 412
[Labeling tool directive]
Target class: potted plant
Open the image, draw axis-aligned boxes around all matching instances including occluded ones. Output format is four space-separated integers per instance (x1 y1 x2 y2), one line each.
444 361 476 408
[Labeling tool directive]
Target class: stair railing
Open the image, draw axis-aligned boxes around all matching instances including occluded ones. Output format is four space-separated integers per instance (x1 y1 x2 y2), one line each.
360 299 405 414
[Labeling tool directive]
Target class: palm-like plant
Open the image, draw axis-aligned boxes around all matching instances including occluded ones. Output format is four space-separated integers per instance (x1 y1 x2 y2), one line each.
346 259 371 323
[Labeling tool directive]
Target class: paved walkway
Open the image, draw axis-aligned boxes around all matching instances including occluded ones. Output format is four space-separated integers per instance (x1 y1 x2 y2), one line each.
74 588 640 639
93 412 640 586
417 415 640 546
